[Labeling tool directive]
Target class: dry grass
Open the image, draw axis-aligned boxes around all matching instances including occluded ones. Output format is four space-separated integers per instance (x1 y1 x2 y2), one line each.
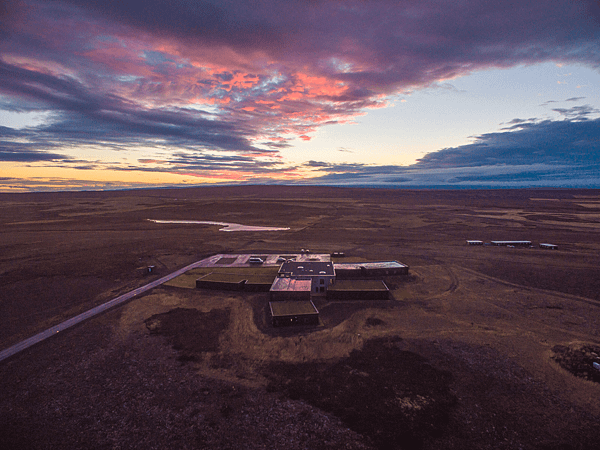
2 186 600 449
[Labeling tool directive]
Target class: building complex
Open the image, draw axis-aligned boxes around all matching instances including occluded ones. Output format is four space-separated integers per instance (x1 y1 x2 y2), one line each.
195 253 410 328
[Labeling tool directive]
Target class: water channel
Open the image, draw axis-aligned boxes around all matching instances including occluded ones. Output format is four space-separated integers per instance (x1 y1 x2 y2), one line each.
148 219 290 232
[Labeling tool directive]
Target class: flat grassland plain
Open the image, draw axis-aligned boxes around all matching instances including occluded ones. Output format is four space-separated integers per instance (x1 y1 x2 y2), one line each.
1 186 600 450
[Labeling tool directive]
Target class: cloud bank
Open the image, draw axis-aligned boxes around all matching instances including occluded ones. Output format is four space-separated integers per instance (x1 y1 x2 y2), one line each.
1 0 600 189
304 118 600 188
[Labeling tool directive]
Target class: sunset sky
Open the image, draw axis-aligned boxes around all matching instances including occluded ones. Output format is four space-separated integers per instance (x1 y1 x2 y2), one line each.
1 0 600 191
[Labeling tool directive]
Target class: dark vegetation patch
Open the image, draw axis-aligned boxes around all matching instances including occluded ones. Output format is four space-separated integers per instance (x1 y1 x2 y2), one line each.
416 339 600 450
365 317 385 326
0 316 372 450
264 336 456 450
552 344 600 383
145 307 230 361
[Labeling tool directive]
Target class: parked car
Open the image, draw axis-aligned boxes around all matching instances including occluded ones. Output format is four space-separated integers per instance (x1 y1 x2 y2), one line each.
248 257 264 264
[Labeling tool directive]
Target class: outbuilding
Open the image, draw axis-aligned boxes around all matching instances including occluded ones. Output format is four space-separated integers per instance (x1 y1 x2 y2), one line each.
466 240 484 245
269 300 319 327
326 279 390 300
490 240 532 247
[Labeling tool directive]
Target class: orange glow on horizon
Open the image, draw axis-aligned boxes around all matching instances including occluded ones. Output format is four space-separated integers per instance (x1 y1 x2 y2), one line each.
0 160 319 192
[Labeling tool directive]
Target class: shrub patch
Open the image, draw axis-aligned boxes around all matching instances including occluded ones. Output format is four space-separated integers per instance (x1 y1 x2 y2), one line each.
552 344 600 383
145 307 230 360
264 336 456 450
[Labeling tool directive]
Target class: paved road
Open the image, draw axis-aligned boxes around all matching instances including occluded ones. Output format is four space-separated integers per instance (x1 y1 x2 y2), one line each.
0 259 208 363
0 252 321 363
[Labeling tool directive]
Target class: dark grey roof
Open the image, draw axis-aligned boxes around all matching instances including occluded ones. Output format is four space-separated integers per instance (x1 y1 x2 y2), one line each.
279 261 335 277
269 300 319 317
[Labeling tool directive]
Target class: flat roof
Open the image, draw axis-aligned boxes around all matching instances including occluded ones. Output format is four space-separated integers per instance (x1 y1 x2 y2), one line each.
270 277 312 292
279 261 335 277
197 273 246 283
334 261 408 270
270 300 319 317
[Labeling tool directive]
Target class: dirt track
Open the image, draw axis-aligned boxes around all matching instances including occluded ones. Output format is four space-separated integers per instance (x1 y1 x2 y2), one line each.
1 186 600 449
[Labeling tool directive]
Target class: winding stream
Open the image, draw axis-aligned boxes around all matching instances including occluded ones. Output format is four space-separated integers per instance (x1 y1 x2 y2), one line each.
148 219 290 232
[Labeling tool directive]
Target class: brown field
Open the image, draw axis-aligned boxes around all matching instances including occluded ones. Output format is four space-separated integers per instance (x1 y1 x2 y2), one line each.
1 186 600 449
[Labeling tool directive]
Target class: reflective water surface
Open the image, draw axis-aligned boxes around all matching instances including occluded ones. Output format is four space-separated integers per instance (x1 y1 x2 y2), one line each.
148 219 290 232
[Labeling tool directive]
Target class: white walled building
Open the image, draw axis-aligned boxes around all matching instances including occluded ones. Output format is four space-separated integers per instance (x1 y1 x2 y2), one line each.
277 261 335 296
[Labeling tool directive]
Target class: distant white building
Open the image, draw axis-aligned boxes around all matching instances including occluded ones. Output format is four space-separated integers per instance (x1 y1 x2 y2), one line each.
466 240 484 245
491 240 532 247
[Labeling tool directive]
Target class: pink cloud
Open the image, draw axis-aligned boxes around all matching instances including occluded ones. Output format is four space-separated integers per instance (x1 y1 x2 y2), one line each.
1 0 600 180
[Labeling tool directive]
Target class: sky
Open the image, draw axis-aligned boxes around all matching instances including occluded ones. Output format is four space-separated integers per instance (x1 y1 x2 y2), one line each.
1 0 600 192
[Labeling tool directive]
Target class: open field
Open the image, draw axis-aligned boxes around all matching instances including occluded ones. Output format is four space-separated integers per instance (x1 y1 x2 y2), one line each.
1 186 600 449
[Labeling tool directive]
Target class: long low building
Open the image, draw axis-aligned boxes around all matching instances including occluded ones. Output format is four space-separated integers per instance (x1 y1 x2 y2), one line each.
334 261 409 278
196 273 273 292
490 241 532 247
326 279 390 300
466 240 484 245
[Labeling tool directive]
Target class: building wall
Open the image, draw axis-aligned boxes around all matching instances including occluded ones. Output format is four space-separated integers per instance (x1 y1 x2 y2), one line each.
326 289 389 300
310 275 336 295
270 290 311 302
244 282 273 292
196 279 245 290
